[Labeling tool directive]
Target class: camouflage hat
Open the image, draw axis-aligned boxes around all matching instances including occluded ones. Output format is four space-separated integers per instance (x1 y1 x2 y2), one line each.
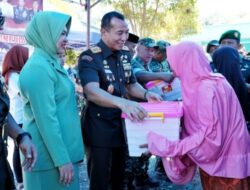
206 40 219 53
155 40 171 51
138 37 157 48
127 33 139 43
219 30 241 44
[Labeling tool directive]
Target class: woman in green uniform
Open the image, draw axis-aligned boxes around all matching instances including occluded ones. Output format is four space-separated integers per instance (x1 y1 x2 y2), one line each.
19 11 84 190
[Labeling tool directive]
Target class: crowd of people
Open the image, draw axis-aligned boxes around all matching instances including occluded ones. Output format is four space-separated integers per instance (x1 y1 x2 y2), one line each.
0 9 250 190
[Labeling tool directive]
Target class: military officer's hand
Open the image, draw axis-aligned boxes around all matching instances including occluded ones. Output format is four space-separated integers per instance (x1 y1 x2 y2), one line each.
145 91 162 102
120 99 148 121
59 162 74 186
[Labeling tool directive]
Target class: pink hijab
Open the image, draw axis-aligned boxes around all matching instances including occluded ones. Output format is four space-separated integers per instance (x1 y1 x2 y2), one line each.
147 41 250 184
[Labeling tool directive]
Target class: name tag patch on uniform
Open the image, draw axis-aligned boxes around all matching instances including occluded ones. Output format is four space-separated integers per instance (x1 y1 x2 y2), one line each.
81 55 93 62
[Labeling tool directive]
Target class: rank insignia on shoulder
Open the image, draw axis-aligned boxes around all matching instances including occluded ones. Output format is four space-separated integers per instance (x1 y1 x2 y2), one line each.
90 46 102 53
122 46 129 51
81 55 93 62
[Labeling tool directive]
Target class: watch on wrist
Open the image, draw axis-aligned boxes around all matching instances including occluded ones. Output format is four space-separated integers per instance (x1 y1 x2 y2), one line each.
15 132 32 146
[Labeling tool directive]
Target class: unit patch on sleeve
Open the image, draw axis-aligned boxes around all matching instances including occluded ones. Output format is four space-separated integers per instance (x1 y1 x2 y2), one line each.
81 55 93 62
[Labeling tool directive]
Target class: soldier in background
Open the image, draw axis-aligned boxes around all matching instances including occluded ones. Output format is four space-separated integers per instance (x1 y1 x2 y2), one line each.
132 37 173 86
219 29 250 127
206 40 219 58
150 40 171 73
219 30 250 83
206 40 219 71
125 33 139 57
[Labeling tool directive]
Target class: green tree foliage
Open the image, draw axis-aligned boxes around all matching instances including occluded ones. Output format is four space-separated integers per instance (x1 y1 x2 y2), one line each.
65 49 79 66
161 0 199 42
106 0 199 42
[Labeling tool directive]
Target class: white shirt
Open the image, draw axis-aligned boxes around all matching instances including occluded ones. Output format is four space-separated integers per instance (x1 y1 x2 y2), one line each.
7 72 24 124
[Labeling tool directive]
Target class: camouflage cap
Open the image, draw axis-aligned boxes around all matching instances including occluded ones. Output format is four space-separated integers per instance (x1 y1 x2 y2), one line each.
155 40 171 51
206 40 219 53
219 30 241 44
138 37 157 48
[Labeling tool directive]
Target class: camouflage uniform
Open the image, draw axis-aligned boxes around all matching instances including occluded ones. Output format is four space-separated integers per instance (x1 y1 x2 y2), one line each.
132 56 150 72
149 58 171 73
149 40 171 73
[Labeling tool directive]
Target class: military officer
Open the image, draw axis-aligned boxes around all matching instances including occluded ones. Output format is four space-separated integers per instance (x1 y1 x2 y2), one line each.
206 40 219 71
78 11 161 190
219 30 250 84
206 40 219 58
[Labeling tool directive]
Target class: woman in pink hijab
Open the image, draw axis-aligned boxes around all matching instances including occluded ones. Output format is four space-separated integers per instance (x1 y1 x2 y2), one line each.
147 41 250 189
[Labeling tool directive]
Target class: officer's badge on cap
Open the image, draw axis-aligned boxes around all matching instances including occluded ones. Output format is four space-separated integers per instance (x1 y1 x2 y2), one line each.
219 30 241 44
138 37 157 48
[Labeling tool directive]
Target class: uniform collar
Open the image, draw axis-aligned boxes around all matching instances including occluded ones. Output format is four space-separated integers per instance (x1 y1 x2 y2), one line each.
35 48 67 76
98 40 120 59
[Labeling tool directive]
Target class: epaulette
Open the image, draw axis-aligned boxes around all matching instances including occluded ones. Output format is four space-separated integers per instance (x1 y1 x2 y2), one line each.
90 46 102 53
122 45 130 51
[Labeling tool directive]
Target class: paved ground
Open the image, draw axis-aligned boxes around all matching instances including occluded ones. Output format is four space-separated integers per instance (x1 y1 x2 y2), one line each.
8 139 202 190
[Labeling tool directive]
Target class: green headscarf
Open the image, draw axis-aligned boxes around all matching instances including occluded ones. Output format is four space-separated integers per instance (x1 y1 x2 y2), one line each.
25 11 71 58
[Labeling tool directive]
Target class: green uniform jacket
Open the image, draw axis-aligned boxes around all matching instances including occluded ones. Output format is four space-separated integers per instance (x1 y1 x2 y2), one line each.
19 49 84 171
19 11 83 172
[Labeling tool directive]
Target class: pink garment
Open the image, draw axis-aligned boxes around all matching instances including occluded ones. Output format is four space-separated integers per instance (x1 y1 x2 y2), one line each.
147 41 250 184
